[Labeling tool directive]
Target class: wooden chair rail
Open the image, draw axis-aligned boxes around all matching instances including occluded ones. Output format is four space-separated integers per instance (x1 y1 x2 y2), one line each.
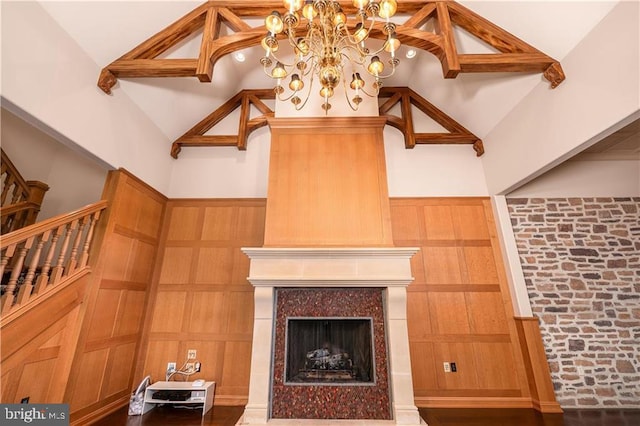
0 200 108 315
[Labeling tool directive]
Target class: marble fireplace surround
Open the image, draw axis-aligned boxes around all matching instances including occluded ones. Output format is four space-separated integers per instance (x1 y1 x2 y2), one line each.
236 248 426 426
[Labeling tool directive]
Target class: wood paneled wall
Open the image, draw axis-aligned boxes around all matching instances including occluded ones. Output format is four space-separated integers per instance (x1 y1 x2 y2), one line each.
390 197 558 410
264 117 392 247
1 275 88 404
65 170 167 424
138 199 266 405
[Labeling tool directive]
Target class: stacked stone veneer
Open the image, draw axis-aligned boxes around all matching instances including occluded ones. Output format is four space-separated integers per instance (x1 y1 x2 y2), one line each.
507 197 639 408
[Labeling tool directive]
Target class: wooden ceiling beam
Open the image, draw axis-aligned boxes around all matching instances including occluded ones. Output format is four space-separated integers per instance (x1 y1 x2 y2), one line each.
99 59 199 93
217 7 253 32
403 3 437 28
202 28 267 82
170 135 238 159
379 87 484 156
120 3 210 60
98 1 565 94
415 133 479 143
401 91 416 149
371 23 443 56
447 1 537 54
203 1 435 17
196 7 222 83
172 87 484 157
103 59 199 78
378 92 403 115
435 2 460 78
458 53 556 72
171 89 274 158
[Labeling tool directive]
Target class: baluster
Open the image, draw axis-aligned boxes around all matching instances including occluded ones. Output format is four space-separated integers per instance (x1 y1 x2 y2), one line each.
11 180 24 204
50 222 74 285
1 239 32 312
17 232 48 302
0 244 17 299
34 229 59 294
65 217 86 274
79 211 100 268
0 246 13 278
1 175 15 205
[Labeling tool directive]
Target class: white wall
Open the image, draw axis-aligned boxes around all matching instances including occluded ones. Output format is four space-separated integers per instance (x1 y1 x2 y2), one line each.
1 1 172 194
167 127 272 198
508 158 640 198
166 124 489 198
1 109 110 220
481 1 640 195
384 127 488 197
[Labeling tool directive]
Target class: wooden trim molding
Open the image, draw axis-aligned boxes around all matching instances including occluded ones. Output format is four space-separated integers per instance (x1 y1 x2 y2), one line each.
514 317 563 414
415 396 536 409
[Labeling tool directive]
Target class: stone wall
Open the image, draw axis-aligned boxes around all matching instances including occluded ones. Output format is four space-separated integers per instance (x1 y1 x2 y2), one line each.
507 197 639 408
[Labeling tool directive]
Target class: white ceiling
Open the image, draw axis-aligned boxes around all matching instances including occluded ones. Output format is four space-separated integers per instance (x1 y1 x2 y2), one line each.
39 0 620 146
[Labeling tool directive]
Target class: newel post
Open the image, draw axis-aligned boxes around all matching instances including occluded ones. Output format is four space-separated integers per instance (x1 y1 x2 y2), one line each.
25 180 49 225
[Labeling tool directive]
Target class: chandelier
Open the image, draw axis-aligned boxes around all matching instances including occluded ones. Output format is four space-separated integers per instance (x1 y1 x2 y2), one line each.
260 0 400 113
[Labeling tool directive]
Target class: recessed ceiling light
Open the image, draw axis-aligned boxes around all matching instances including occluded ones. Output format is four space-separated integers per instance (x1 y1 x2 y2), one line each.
234 52 246 62
406 49 417 59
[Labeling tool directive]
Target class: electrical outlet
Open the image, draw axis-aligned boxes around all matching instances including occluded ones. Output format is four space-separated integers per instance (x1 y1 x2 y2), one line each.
166 362 176 379
450 362 457 372
186 362 195 373
187 349 197 359
443 362 451 373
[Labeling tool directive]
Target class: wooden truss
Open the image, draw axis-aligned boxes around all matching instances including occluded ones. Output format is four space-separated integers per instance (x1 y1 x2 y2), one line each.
171 89 274 158
98 0 565 94
379 87 483 156
171 87 482 157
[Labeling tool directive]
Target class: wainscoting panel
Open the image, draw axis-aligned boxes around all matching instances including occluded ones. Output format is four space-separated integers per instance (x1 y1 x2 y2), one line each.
1 276 85 405
65 170 167 424
391 197 558 410
139 199 265 405
264 118 392 247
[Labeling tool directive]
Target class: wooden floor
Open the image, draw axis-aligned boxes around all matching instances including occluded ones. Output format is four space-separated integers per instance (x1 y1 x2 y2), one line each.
93 405 640 426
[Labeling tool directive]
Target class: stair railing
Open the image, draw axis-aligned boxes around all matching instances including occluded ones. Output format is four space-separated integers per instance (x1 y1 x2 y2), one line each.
1 148 50 233
0 200 108 316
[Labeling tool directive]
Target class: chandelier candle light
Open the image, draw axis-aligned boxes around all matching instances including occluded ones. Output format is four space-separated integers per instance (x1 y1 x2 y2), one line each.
261 0 400 113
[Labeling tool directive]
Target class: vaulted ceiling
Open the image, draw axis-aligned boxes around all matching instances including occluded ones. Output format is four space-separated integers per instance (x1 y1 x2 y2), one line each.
39 1 623 158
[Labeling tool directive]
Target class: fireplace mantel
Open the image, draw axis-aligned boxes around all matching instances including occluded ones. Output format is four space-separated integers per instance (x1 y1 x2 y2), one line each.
242 248 419 287
237 247 426 426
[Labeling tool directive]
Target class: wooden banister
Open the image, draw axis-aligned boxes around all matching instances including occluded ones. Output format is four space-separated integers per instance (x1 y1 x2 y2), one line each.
0 200 108 315
1 148 50 233
1 149 30 206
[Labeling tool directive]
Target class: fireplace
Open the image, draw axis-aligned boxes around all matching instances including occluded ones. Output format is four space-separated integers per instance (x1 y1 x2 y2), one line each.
236 248 425 426
272 288 390 419
285 317 374 385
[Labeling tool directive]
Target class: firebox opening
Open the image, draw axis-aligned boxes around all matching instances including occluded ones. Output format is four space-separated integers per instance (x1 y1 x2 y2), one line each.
285 317 375 385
